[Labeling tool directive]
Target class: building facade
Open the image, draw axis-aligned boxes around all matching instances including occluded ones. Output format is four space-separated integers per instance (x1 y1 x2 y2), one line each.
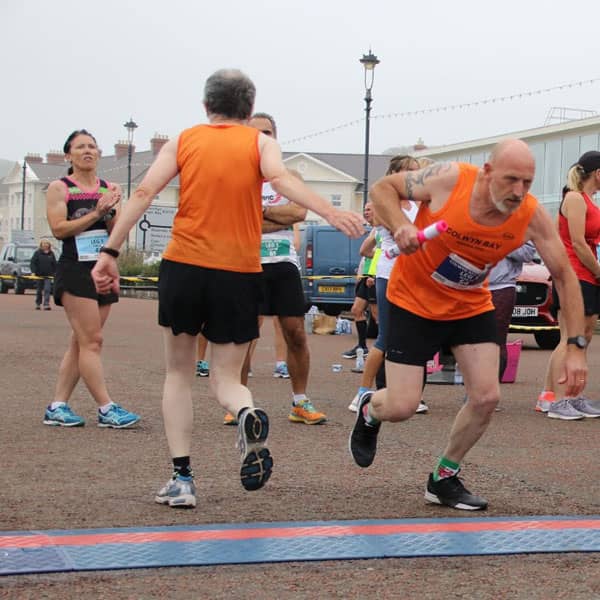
414 114 600 215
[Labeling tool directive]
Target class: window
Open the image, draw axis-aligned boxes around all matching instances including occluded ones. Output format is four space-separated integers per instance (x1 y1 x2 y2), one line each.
561 136 580 182
529 142 545 196
579 134 598 154
543 140 561 199
330 194 342 207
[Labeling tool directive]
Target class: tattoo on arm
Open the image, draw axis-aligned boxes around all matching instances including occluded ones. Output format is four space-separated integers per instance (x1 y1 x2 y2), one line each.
403 162 452 200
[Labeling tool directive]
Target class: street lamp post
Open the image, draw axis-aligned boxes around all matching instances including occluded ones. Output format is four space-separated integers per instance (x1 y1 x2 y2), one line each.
20 159 26 230
360 50 380 209
123 118 138 250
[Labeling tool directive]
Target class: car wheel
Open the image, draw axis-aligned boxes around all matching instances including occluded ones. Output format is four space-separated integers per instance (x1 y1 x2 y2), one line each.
534 330 560 350
0 279 7 293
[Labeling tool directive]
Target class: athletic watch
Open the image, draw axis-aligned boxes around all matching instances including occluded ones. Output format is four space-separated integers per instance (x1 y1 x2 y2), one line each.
99 246 120 258
566 336 587 349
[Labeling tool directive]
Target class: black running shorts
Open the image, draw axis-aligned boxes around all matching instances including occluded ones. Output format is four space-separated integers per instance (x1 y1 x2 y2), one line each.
53 259 118 307
259 261 305 317
385 304 497 366
355 276 377 304
158 259 263 344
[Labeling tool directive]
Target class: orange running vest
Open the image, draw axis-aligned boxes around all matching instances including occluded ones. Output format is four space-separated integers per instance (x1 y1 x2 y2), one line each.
162 124 263 273
386 163 538 320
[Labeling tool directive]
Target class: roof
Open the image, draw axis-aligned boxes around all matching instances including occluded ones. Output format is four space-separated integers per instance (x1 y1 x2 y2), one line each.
21 148 392 190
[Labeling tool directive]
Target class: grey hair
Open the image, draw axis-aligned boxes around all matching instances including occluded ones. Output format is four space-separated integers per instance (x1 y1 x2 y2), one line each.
203 69 256 120
251 112 277 138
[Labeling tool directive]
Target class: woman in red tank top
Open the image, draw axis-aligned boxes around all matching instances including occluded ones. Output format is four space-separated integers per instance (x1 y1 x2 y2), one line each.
539 150 600 419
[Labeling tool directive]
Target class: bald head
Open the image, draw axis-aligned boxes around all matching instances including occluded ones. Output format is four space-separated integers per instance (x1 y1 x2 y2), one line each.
484 138 535 215
488 139 535 171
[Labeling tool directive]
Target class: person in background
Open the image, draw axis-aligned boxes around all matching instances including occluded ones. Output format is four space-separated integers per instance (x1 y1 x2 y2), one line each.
348 155 427 413
342 202 378 360
30 239 57 310
226 112 326 427
489 241 537 379
44 129 140 429
538 151 600 420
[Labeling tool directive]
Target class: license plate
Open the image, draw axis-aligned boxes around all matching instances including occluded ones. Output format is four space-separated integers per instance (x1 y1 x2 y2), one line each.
512 306 538 317
318 285 345 294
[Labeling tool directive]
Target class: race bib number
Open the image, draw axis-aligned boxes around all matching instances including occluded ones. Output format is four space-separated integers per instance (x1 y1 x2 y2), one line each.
261 239 291 258
431 253 491 289
75 229 109 262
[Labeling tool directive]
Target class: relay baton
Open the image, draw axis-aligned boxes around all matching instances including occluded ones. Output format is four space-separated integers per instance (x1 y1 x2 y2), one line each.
385 220 448 259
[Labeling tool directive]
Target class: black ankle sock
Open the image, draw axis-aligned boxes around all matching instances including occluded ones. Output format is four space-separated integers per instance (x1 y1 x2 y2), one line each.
173 456 192 478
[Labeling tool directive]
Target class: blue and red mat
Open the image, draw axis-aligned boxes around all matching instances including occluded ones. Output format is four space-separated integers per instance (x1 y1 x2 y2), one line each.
1 516 599 575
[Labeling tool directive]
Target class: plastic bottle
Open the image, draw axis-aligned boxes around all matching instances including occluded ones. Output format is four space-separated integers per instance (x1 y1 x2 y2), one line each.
454 363 463 385
355 347 365 371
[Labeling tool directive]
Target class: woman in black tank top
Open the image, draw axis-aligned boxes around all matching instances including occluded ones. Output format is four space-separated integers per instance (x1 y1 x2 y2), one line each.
43 130 140 429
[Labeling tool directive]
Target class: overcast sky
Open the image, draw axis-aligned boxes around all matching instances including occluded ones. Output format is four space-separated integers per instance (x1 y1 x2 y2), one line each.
2 0 600 162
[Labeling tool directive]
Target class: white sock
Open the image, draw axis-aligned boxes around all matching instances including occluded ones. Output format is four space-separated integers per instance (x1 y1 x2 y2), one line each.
50 401 66 410
99 402 114 414
293 393 308 406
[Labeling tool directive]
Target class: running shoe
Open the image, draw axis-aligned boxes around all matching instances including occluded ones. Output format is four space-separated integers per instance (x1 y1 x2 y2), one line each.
97 403 140 428
273 363 290 378
348 393 360 412
43 404 85 427
196 360 209 377
342 345 368 359
416 401 429 414
567 396 600 418
223 412 238 426
349 391 380 468
535 391 555 413
237 408 273 491
288 399 327 424
154 474 196 508
425 472 488 511
546 398 585 420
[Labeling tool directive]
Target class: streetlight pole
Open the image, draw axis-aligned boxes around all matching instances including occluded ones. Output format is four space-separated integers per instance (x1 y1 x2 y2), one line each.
123 118 138 251
360 50 380 210
21 159 26 230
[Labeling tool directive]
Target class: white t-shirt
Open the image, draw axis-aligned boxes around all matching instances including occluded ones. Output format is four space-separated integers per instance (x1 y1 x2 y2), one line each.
376 201 419 279
260 181 300 268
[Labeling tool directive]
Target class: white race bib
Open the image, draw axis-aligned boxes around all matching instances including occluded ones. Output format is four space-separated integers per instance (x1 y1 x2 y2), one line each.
75 229 109 262
431 253 491 289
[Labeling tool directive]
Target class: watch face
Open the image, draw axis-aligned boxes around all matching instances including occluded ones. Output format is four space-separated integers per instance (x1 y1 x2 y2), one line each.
577 336 587 348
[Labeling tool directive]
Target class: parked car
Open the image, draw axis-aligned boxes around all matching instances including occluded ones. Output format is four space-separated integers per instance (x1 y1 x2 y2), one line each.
299 224 370 316
0 242 38 294
509 261 560 349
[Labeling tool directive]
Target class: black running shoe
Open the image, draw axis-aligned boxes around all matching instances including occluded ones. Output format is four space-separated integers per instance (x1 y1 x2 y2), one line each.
349 392 380 467
342 345 368 359
237 408 273 491
424 473 488 511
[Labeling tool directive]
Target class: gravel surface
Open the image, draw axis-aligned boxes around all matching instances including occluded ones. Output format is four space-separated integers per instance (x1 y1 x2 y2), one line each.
1 293 598 599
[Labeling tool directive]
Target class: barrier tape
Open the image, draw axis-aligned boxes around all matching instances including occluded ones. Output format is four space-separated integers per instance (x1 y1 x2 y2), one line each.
0 274 354 283
509 324 559 332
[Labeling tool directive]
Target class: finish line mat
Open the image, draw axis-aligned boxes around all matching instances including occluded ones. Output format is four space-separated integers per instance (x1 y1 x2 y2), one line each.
2 516 599 575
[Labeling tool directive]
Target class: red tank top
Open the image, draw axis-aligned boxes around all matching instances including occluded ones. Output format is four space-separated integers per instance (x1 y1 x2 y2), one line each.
558 192 600 284
387 163 538 320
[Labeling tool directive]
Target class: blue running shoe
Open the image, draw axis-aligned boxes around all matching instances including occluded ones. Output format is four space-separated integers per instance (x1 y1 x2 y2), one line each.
98 403 140 428
43 404 85 427
273 363 289 378
155 474 196 508
196 360 209 377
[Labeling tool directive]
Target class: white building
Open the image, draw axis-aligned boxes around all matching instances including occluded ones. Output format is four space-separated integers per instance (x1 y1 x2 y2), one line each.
414 114 600 215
